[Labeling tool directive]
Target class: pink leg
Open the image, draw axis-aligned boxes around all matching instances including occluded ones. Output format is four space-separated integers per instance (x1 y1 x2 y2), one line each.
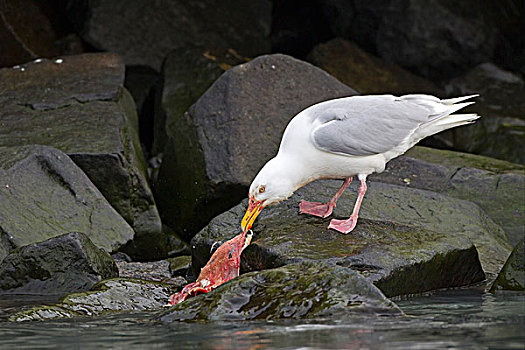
328 176 367 234
299 177 352 218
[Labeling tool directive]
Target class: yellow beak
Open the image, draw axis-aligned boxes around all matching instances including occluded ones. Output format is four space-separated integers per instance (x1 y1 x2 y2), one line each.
241 199 263 231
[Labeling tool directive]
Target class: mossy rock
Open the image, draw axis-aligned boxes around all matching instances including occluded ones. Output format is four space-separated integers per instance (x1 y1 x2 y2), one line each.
0 232 118 295
0 145 134 262
490 238 525 292
0 53 164 260
193 180 509 296
9 278 180 322
375 146 525 245
155 54 357 241
160 261 402 322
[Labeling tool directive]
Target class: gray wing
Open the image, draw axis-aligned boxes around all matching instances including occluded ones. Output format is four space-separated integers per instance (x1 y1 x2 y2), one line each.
311 96 436 156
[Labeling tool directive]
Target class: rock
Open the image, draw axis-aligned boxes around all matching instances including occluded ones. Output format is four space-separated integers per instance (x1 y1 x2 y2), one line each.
490 238 525 292
444 63 525 164
9 278 181 322
168 256 192 277
155 54 357 240
192 180 509 296
65 0 272 71
0 0 60 67
374 147 525 247
0 232 118 295
0 53 164 260
124 66 159 154
160 261 402 322
0 145 134 262
153 45 249 155
115 260 172 282
320 0 499 79
307 38 442 95
271 0 333 58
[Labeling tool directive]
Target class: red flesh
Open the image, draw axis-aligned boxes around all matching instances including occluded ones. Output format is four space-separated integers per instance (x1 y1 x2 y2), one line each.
168 230 250 305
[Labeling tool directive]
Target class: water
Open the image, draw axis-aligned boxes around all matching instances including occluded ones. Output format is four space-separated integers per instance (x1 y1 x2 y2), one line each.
0 290 523 349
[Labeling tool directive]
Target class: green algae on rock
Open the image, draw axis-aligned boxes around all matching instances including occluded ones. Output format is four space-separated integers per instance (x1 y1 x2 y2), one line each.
490 238 525 292
154 54 357 241
9 278 181 322
0 232 118 295
0 53 163 260
160 261 402 322
375 146 525 246
192 180 508 297
0 145 134 262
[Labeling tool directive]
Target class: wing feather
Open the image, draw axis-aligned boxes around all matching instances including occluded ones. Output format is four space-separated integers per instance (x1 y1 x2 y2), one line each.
311 96 434 156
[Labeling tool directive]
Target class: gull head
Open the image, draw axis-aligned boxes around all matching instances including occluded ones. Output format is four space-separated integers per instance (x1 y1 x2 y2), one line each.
241 157 296 231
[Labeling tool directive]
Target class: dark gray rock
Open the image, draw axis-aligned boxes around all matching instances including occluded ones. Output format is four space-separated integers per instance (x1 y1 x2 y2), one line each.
168 256 192 277
320 0 500 79
444 63 525 164
160 261 402 322
491 238 525 292
65 0 272 71
0 53 164 260
192 180 509 296
375 146 525 246
0 232 118 295
9 278 181 322
155 54 357 240
153 45 249 155
115 260 172 282
0 145 134 262
307 38 442 95
0 0 60 68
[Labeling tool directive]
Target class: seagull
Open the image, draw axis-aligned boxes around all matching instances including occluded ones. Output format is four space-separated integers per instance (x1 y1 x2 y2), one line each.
241 94 479 234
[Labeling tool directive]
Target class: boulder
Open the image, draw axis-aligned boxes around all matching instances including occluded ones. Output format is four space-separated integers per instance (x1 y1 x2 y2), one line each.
0 0 60 67
0 232 118 295
320 0 499 79
490 238 525 291
9 278 181 322
444 63 525 164
160 261 402 322
115 259 174 283
0 145 134 262
153 45 249 155
192 180 509 296
0 53 163 260
64 0 272 71
155 54 357 240
307 38 442 95
375 146 525 246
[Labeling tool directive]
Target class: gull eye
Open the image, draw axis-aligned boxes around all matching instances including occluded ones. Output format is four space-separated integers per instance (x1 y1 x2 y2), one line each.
259 186 266 193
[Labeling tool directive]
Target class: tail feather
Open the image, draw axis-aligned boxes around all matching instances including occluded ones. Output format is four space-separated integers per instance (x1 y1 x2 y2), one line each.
441 94 479 105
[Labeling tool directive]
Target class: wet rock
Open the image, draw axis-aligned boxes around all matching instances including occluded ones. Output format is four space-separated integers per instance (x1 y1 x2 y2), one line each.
9 278 180 322
115 260 171 282
307 38 442 95
155 54 357 240
65 0 272 71
444 63 525 164
0 145 134 262
0 53 164 260
160 261 402 322
153 45 249 155
168 256 192 277
375 146 525 246
0 0 60 67
0 232 118 295
193 180 509 296
321 0 499 79
490 238 525 292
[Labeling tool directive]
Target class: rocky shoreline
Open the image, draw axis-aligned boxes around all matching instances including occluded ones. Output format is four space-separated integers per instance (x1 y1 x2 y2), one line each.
1 0 523 323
